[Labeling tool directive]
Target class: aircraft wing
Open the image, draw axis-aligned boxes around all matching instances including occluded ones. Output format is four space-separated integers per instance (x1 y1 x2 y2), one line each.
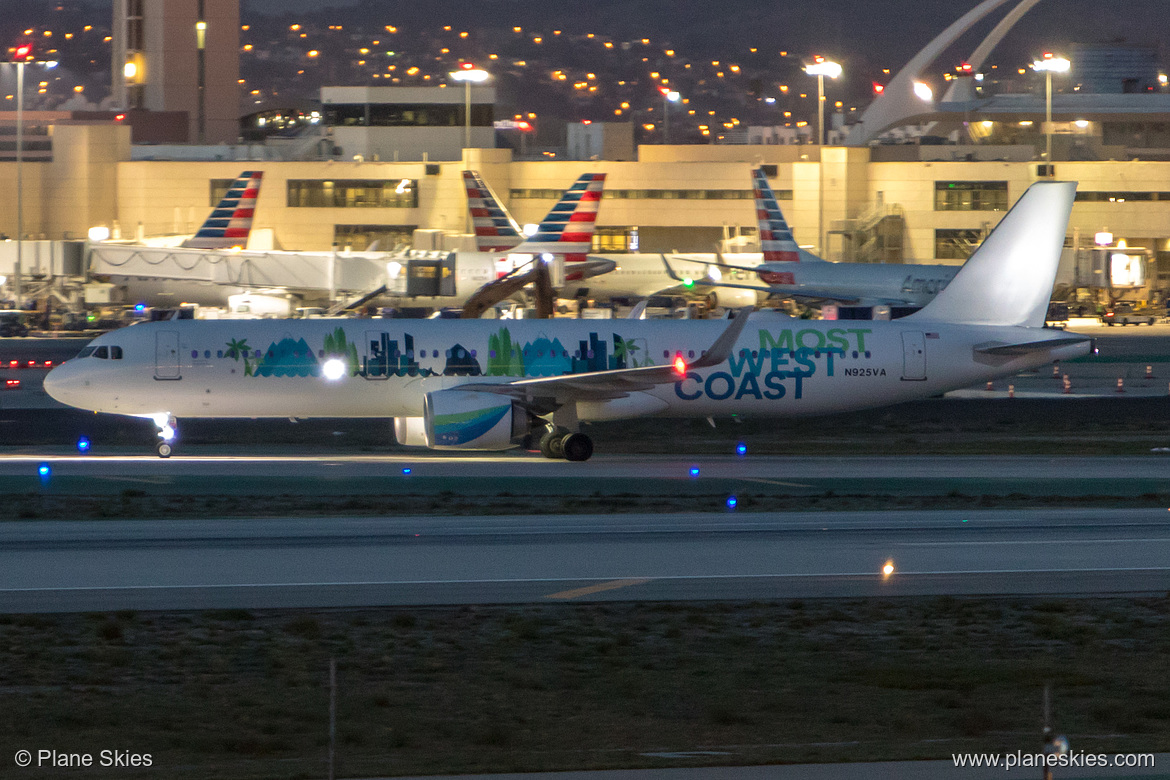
659 255 868 305
458 307 753 402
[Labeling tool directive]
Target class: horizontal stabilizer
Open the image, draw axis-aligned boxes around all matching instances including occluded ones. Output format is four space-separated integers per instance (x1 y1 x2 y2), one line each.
974 336 1092 355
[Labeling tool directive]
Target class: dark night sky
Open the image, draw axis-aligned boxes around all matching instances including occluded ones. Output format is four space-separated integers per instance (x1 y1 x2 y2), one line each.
241 0 1166 69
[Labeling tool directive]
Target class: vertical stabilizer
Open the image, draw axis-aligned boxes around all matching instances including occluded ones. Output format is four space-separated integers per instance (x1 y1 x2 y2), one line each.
908 181 1075 327
463 170 523 252
512 173 605 264
752 168 801 263
182 171 263 249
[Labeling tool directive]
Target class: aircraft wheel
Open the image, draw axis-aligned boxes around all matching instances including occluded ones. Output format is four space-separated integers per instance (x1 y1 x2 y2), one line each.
156 441 173 458
561 433 594 462
539 429 562 459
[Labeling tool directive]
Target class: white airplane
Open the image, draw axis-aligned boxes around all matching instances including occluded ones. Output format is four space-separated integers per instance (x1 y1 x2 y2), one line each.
665 168 961 309
45 181 1090 461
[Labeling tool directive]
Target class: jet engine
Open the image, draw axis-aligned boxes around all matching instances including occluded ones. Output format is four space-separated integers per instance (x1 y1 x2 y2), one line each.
393 417 428 447
423 390 534 450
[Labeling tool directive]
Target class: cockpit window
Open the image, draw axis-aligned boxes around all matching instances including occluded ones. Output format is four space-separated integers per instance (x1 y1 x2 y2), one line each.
93 346 109 359
77 346 96 358
111 346 123 360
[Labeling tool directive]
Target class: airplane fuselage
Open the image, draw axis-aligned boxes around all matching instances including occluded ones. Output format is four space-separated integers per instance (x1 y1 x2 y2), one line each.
46 318 1088 423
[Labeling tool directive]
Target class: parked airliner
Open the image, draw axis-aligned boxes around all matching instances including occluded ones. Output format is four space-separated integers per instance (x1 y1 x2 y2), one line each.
46 182 1089 461
666 168 962 308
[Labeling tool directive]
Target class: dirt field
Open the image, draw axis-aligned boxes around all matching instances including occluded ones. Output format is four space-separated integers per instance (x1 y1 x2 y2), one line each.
2 597 1168 779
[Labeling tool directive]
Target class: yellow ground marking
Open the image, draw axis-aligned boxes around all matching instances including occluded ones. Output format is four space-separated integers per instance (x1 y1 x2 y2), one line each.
544 578 652 600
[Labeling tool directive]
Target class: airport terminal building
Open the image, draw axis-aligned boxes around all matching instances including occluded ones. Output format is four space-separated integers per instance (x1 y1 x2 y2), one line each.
4 126 1170 276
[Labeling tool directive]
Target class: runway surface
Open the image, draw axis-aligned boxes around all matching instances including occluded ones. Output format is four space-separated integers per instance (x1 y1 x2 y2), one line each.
2 507 1168 612
387 755 1170 780
1 452 1170 495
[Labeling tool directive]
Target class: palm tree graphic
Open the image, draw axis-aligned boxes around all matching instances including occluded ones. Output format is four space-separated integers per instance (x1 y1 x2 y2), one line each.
225 338 252 375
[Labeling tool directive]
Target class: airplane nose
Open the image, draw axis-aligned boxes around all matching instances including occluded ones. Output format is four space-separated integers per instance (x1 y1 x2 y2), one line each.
43 363 78 406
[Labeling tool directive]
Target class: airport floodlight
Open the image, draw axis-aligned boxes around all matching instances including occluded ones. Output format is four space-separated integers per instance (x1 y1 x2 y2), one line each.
913 81 933 101
1033 57 1070 73
449 68 490 83
665 90 680 102
449 68 491 149
804 60 842 79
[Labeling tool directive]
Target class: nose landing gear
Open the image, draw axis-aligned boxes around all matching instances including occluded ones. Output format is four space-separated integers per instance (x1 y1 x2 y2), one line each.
152 415 178 458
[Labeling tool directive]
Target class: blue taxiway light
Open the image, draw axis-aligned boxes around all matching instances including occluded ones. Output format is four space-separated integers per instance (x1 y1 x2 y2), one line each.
726 495 738 510
402 467 412 475
689 466 700 478
77 437 91 453
735 442 747 457
38 464 50 477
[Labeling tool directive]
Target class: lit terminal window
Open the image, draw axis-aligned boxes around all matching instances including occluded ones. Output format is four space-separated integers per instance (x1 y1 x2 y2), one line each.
935 181 1008 211
287 180 420 209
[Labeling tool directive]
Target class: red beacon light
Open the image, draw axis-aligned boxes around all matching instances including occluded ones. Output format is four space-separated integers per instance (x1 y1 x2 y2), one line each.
13 43 33 61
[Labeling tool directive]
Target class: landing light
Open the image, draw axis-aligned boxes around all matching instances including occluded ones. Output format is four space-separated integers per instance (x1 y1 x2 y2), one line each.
160 425 176 442
322 358 347 380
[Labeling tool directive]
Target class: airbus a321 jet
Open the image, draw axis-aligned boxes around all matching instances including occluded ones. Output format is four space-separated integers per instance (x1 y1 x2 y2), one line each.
46 181 1090 461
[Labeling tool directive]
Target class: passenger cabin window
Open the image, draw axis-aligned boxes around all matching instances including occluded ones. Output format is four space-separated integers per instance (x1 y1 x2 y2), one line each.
93 346 109 359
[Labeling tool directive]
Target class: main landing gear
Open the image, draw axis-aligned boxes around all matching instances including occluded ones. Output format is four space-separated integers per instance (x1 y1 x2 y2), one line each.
538 426 594 462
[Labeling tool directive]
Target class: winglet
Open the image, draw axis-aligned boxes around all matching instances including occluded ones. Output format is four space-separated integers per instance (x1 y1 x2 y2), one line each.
689 307 753 369
660 253 686 283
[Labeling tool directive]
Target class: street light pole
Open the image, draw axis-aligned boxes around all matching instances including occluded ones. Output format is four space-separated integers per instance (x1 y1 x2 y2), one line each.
659 88 680 144
1033 56 1070 175
804 58 842 257
449 67 491 151
462 80 471 148
14 59 22 305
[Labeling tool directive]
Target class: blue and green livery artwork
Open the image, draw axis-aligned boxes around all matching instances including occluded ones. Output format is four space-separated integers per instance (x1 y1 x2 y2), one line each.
237 326 651 381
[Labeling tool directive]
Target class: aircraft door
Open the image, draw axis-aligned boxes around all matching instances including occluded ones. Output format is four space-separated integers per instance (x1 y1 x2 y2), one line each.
155 331 181 380
901 331 926 381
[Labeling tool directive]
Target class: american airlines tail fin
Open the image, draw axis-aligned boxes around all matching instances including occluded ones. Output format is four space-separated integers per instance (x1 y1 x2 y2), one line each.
463 170 523 252
908 181 1076 328
752 168 802 263
182 171 263 249
511 173 605 263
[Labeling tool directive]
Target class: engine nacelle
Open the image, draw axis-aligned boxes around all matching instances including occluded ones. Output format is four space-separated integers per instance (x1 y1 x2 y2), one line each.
706 287 759 310
423 390 533 450
393 416 428 447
